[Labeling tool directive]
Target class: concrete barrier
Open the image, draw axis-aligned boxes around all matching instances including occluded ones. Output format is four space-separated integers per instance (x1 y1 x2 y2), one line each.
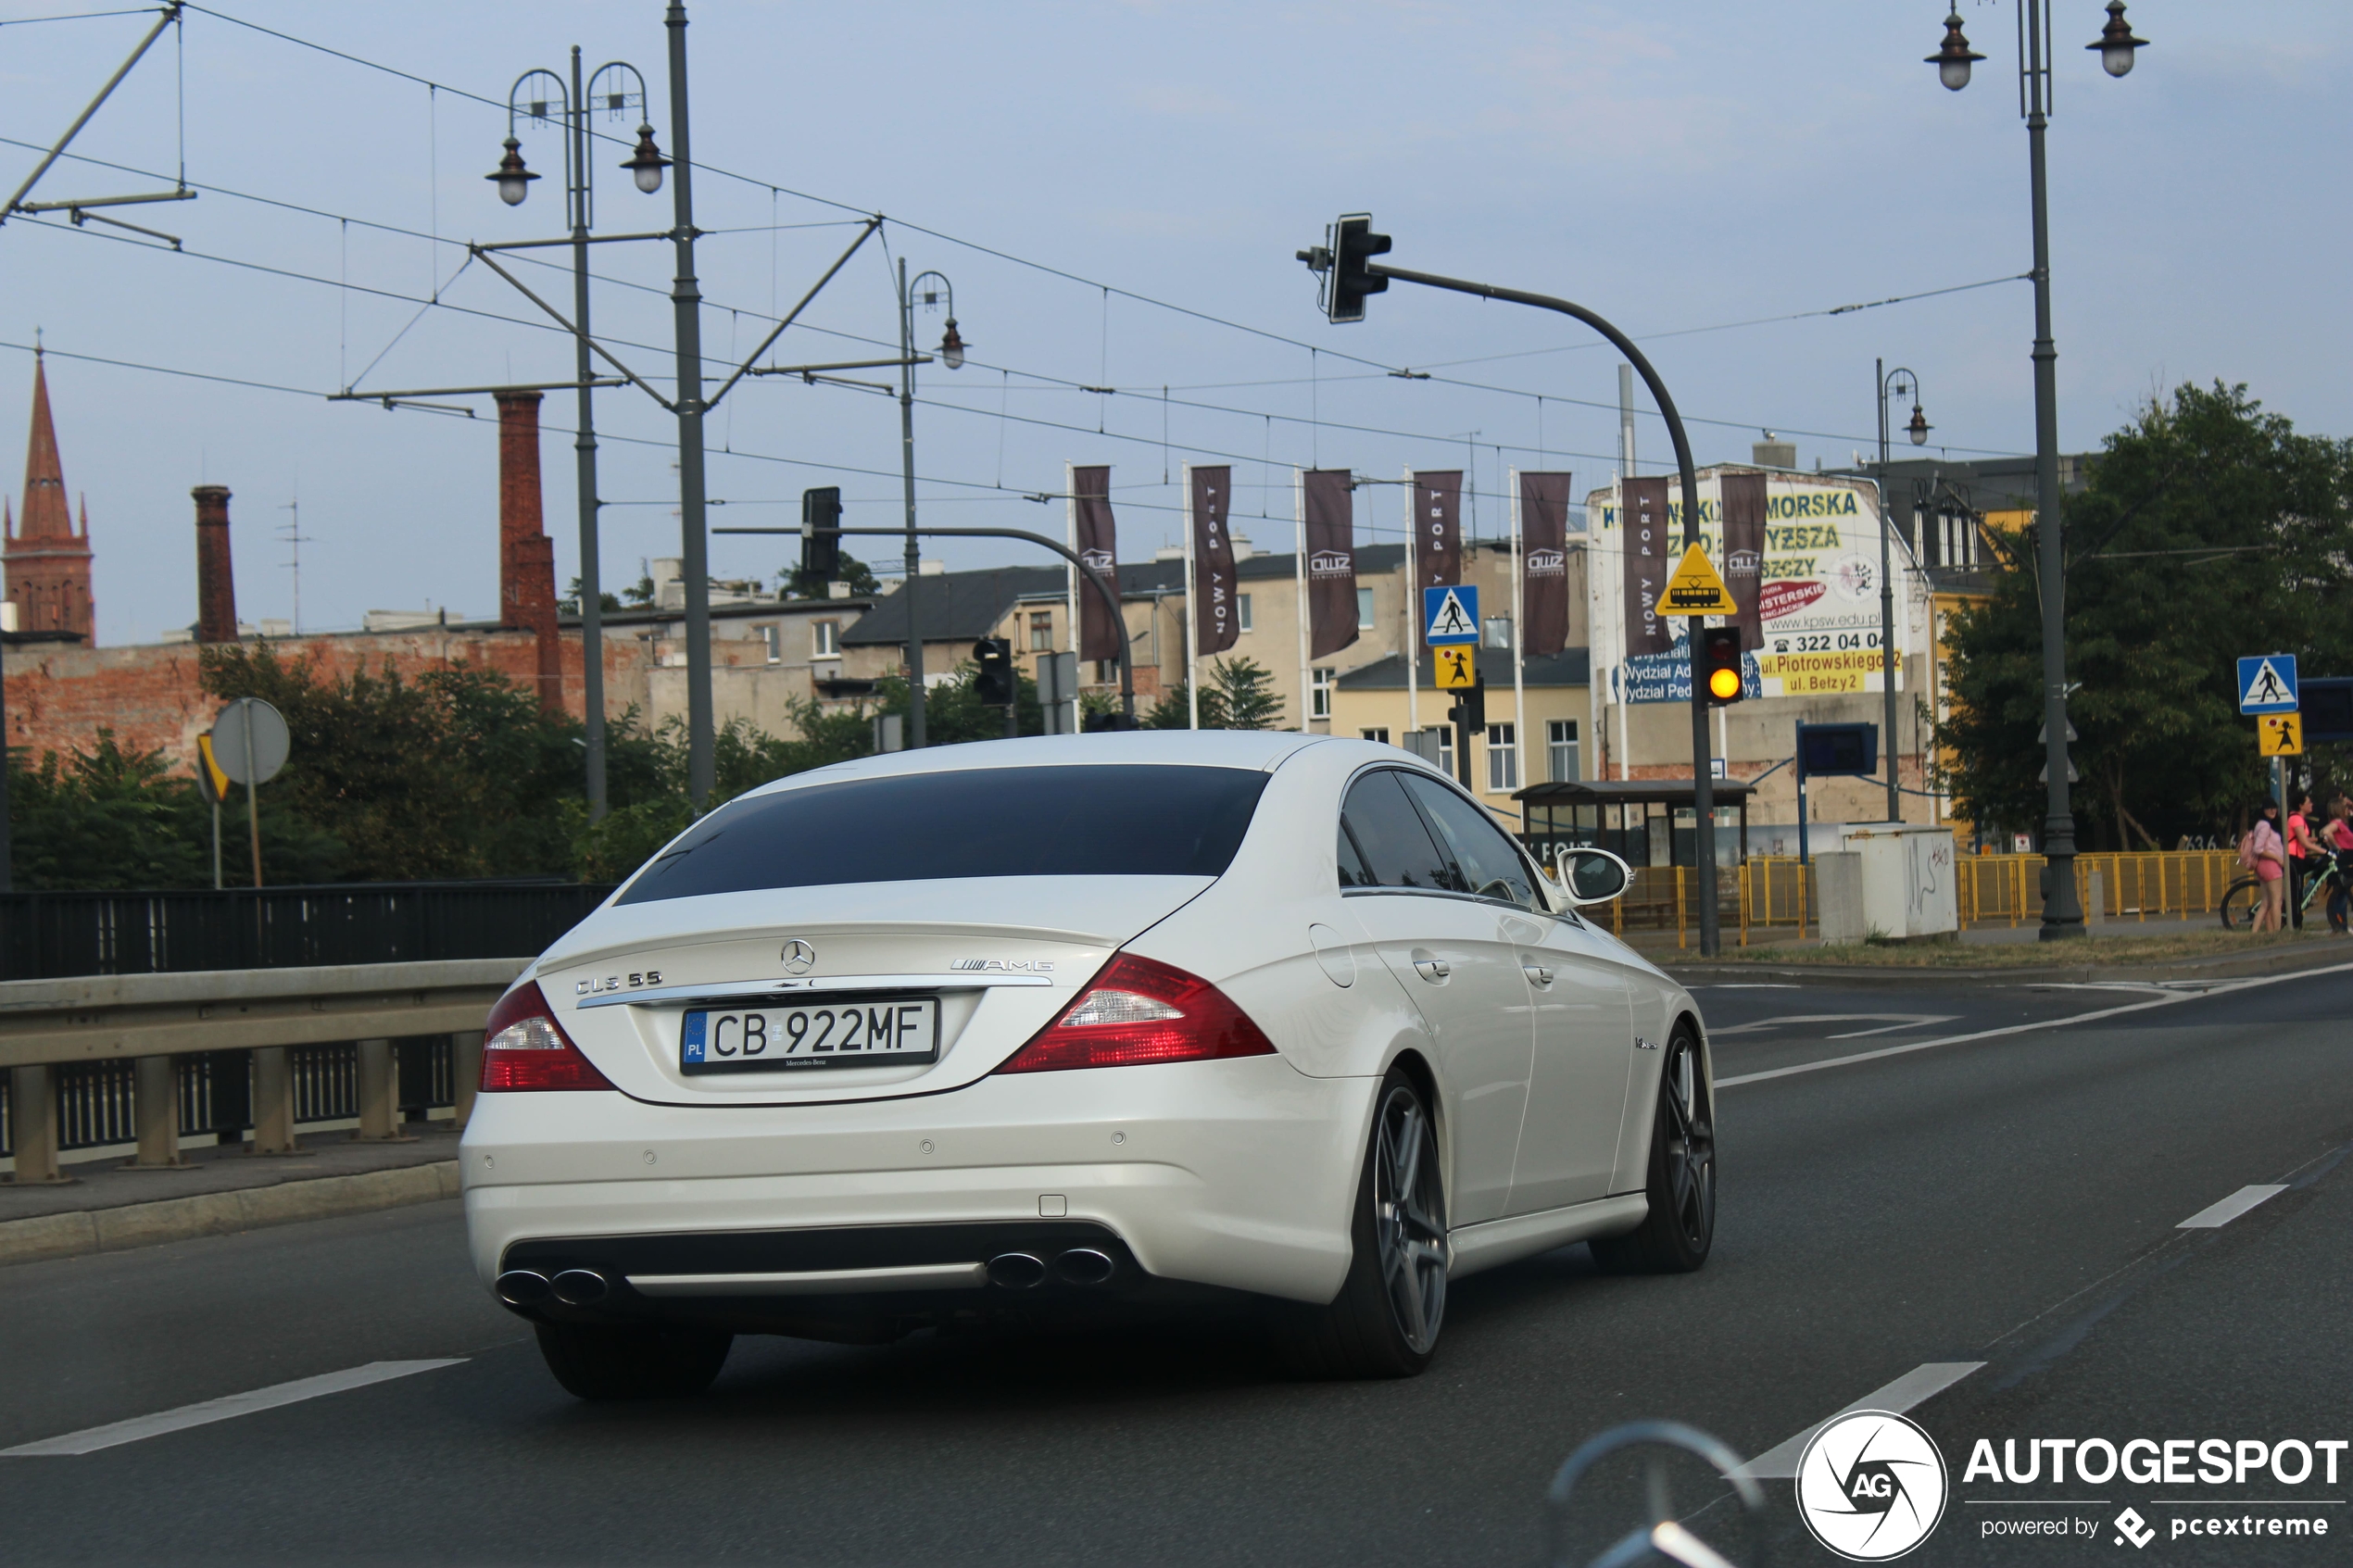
0 1160 462 1267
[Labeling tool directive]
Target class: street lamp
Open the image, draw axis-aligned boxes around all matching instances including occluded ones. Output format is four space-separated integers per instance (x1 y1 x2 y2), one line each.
1875 362 1929 825
895 266 967 749
1928 0 2146 940
486 53 661 822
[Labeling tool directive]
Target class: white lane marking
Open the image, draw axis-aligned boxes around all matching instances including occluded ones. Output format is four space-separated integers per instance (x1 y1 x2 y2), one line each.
1732 1361 1985 1480
0 1360 465 1456
1708 1013 1928 1037
1824 1015 1958 1039
1714 960 2353 1090
2177 1185 2287 1229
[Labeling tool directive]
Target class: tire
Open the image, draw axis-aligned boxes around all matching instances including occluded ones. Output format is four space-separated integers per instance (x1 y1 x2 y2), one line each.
1591 1025 1715 1274
1272 1070 1449 1379
2220 876 2262 931
534 1321 733 1400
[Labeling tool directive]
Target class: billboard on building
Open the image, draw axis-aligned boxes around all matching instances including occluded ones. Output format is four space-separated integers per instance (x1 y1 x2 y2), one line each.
1589 471 1919 702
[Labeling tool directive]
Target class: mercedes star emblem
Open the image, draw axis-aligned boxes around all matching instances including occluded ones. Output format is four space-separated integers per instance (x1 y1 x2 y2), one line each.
780 939 817 974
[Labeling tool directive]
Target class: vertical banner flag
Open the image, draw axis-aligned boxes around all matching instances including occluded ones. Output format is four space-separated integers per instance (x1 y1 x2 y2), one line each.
1072 464 1121 662
1719 470 1767 647
1620 476 1671 657
1190 465 1238 657
1411 470 1462 647
1303 469 1359 659
1519 470 1572 658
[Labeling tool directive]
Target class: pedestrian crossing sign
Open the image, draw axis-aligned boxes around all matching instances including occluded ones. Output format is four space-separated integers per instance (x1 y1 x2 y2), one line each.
1423 584 1479 646
2259 713 2304 757
1434 646 1476 688
2237 653 2298 714
1659 544 1736 615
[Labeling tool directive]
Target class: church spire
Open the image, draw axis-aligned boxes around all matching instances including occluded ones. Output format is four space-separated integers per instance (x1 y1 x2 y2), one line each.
19 346 73 542
5 347 96 640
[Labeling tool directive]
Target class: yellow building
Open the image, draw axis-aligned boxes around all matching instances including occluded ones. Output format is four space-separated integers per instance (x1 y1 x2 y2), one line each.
1329 648 1592 826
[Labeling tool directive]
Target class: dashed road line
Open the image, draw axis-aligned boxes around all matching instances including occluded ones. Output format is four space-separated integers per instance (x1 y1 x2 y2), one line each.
2177 1185 2287 1229
1732 1361 1986 1479
1 1360 466 1456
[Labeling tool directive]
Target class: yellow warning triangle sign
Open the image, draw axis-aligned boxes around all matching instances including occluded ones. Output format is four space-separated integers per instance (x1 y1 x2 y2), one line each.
1659 543 1736 615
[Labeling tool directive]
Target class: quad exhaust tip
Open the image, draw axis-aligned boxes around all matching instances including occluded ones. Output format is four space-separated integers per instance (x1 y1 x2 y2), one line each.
987 1252 1047 1289
495 1270 552 1307
551 1269 610 1306
1052 1248 1115 1286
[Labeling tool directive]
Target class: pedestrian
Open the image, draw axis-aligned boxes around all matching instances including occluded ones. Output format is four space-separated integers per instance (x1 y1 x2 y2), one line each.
2243 799 2286 934
2286 791 2324 931
2327 796 2353 935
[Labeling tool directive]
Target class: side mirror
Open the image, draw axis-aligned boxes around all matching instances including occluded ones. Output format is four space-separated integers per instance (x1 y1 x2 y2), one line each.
1557 847 1633 906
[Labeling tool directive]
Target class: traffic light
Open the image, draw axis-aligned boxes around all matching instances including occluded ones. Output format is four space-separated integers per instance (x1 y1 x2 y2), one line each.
1699 625 1745 707
1447 679 1486 733
1298 213 1390 323
972 638 1015 707
799 485 842 582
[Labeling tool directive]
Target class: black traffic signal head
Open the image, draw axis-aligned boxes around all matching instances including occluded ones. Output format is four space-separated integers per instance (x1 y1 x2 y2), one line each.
1447 679 1486 733
1699 625 1745 707
972 637 1015 707
799 485 842 583
1298 213 1390 324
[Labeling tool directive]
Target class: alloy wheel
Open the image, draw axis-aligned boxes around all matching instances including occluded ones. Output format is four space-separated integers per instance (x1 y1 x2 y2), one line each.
1661 1037 1716 1251
1373 1085 1448 1354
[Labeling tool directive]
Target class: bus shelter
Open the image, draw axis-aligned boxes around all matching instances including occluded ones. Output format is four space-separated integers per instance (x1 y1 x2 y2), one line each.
1511 778 1754 871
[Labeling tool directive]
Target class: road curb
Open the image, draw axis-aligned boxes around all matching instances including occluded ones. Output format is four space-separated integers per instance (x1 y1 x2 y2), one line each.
0 1160 460 1268
1667 936 2352 988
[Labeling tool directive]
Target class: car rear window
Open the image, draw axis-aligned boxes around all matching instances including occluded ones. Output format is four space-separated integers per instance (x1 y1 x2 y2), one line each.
617 764 1272 903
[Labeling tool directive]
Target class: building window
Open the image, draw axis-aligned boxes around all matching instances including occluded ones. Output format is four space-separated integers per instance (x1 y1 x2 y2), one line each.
758 624 783 663
1093 658 1117 684
1027 610 1054 652
1237 593 1253 633
1356 587 1376 630
1360 726 1390 745
811 620 840 659
1430 726 1453 777
1486 722 1518 792
1547 719 1579 783
1311 666 1336 720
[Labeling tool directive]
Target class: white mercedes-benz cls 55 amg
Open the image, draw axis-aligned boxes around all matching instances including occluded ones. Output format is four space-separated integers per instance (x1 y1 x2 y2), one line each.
462 731 1715 1398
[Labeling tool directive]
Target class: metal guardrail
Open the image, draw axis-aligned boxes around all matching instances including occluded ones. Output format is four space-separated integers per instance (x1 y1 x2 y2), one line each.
0 882 614 982
0 958 528 1183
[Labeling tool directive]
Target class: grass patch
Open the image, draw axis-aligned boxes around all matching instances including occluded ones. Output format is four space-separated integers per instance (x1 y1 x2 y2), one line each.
1706 926 2337 969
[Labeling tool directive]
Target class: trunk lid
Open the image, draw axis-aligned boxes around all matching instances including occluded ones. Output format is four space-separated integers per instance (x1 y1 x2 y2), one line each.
533 875 1212 1106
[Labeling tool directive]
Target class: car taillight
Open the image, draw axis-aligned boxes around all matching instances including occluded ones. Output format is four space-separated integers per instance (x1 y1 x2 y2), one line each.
480 981 616 1092
997 953 1277 1073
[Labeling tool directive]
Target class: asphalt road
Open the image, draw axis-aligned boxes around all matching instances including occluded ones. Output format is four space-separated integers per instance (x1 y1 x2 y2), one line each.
5 959 2351 1567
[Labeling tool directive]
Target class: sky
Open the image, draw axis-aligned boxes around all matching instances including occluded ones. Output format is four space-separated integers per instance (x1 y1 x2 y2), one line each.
0 1 2342 646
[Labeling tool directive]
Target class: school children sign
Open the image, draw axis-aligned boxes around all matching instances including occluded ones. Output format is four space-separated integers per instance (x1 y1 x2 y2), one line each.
1590 472 1916 702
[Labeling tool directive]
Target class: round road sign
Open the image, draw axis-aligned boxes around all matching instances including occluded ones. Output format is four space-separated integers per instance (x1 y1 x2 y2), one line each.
211 696 290 786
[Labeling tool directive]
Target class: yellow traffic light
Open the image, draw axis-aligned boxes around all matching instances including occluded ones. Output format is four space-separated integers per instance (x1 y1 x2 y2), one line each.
1707 666 1743 701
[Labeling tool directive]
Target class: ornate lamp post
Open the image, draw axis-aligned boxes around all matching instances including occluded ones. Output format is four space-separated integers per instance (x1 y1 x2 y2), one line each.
1926 2 2145 939
486 53 663 820
895 266 966 748
1875 362 1929 824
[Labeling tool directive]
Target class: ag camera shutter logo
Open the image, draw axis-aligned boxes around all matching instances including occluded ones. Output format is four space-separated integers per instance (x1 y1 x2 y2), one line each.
1795 1410 1950 1561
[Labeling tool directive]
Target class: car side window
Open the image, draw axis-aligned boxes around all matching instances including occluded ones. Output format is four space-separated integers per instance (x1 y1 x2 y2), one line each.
1339 771 1453 891
1337 822 1376 888
1399 773 1539 911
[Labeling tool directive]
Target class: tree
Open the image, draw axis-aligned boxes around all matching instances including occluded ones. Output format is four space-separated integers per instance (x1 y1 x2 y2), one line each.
559 577 623 616
1208 656 1284 731
782 549 882 602
1935 382 2353 848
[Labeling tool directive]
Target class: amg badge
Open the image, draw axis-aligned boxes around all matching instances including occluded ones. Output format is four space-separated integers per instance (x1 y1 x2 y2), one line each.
950 958 1055 972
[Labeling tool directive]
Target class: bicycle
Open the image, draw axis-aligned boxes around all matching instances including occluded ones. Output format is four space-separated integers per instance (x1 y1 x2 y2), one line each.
2220 851 2352 934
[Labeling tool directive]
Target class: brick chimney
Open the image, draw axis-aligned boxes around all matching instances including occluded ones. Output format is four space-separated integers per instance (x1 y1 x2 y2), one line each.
495 390 562 710
192 484 237 643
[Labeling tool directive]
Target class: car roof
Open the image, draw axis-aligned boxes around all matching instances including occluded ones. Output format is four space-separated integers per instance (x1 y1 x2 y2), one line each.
746 729 1345 798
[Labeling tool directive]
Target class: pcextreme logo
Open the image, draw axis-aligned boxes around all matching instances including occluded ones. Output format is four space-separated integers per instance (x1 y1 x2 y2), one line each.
1795 1411 1950 1561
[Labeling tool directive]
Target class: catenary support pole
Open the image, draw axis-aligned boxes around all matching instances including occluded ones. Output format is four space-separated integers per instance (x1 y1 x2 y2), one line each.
1367 262 1720 954
1876 360 1901 823
664 3 713 808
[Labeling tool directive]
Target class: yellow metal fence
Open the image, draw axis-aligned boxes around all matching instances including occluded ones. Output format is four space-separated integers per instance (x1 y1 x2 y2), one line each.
1610 850 2247 949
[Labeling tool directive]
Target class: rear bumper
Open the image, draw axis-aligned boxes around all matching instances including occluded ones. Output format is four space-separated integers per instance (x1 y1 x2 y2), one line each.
461 1055 1372 1308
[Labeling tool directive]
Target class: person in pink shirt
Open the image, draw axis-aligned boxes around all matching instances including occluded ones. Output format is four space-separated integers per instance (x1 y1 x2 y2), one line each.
2326 796 2353 935
2244 800 2286 934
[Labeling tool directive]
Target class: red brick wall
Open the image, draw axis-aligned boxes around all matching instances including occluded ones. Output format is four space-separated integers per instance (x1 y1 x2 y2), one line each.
0 628 656 775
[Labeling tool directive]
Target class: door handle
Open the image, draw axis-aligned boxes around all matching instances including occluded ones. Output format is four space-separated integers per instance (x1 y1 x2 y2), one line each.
1412 955 1451 983
1522 963 1554 986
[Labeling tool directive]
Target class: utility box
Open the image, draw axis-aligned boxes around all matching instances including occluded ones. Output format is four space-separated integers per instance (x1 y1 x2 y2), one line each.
1814 852 1867 944
1835 823 1958 940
